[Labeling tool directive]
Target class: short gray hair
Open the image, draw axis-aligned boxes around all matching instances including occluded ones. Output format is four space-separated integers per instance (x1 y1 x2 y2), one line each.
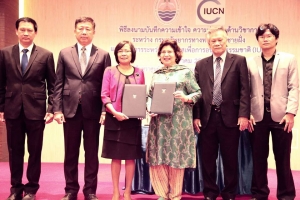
206 26 228 43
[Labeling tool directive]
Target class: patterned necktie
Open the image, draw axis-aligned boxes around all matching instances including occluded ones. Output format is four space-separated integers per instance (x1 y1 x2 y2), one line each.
263 62 273 103
21 49 29 75
212 57 222 106
80 47 87 74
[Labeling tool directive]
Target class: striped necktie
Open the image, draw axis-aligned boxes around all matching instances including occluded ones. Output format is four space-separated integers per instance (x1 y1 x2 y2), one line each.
212 57 222 106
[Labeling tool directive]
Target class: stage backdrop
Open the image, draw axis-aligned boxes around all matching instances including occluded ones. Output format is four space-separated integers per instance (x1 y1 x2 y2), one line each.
20 0 300 169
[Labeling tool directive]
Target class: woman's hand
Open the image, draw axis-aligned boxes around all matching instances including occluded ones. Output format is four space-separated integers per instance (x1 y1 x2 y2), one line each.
173 90 189 103
113 112 129 121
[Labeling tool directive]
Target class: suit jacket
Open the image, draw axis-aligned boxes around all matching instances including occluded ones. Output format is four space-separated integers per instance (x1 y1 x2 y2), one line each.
247 51 299 122
101 65 145 113
53 44 111 119
0 44 55 120
193 52 250 128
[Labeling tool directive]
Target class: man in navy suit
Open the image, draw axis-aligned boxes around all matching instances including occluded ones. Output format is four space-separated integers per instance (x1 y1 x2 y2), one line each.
0 17 56 200
193 26 250 200
53 16 111 200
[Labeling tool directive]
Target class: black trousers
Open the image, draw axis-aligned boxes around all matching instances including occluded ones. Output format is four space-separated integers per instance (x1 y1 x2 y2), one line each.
199 107 240 200
6 109 45 194
250 111 295 200
63 105 100 195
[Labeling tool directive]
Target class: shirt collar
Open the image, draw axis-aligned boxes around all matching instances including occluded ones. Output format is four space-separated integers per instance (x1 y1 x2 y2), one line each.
77 42 92 52
261 50 276 62
19 43 34 53
213 51 227 62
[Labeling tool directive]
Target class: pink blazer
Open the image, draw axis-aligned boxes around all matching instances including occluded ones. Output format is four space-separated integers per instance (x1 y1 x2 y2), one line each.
101 65 145 113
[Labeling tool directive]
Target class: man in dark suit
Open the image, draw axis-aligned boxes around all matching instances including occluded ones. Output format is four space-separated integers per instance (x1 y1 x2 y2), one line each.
53 16 111 200
0 17 56 200
193 26 250 200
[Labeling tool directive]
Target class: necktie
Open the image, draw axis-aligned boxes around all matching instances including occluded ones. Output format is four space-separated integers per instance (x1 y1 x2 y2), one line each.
80 47 87 74
263 62 273 103
21 49 29 75
212 57 222 106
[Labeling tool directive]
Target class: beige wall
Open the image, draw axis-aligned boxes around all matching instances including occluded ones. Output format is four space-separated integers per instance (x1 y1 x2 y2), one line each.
20 0 300 169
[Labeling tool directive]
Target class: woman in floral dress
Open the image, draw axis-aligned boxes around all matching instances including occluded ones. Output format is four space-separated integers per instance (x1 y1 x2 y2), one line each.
146 39 201 200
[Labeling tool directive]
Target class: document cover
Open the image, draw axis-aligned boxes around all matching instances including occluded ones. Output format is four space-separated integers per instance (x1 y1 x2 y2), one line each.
150 82 176 114
122 84 147 118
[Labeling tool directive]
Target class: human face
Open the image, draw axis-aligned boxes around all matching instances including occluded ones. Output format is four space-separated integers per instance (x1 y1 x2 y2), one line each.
257 29 278 51
74 22 95 46
159 45 176 67
15 21 37 48
117 44 132 64
208 30 227 57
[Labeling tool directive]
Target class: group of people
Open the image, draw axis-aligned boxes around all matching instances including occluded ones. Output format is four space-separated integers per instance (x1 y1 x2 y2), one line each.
0 15 298 200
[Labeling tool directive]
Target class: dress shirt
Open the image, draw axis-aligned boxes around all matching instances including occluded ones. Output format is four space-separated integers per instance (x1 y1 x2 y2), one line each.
262 53 275 105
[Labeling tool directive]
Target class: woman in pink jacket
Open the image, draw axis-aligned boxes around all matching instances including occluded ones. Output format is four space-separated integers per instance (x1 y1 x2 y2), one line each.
101 40 145 200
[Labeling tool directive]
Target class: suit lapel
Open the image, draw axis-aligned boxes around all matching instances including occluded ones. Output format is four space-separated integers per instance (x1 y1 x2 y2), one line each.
272 52 280 80
12 45 22 76
254 55 263 82
206 56 214 83
221 53 234 82
71 44 83 77
84 45 98 77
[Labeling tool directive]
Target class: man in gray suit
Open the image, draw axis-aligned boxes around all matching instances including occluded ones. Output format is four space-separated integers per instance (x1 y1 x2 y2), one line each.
53 16 111 200
0 17 56 200
247 23 298 200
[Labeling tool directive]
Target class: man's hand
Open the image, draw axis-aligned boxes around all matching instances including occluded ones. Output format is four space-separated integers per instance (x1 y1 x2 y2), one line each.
248 115 256 133
193 118 201 134
44 113 54 124
54 112 65 124
99 112 106 125
237 117 248 131
0 112 5 122
280 113 295 133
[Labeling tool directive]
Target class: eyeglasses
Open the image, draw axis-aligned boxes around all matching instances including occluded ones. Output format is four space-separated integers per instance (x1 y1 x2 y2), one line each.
117 50 131 54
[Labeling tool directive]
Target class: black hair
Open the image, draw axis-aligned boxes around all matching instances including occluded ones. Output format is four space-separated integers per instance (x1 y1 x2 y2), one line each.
15 17 38 32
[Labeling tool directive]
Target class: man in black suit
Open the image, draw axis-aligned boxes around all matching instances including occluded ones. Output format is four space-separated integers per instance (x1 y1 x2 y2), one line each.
193 26 250 200
53 16 111 200
0 17 56 200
